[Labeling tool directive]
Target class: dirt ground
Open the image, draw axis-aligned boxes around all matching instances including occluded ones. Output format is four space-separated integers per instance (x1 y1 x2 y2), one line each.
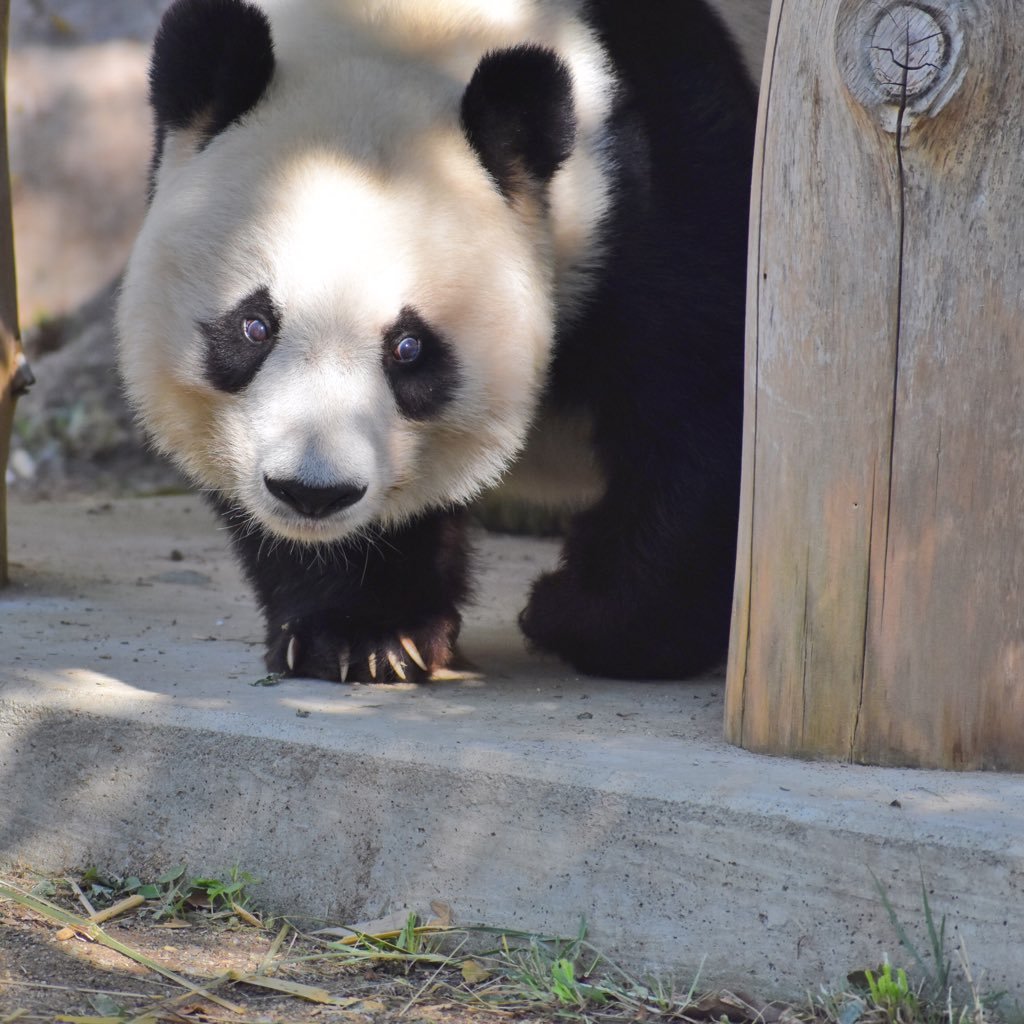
0 871 556 1023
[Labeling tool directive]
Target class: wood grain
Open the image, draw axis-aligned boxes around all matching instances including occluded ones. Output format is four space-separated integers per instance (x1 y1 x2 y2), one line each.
726 0 1024 769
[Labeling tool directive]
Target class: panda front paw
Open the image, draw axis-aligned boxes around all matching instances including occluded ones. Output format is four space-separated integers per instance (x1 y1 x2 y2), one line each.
266 611 460 683
520 566 726 680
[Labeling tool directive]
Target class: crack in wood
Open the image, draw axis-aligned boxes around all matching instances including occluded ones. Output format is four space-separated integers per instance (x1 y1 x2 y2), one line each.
800 541 811 747
852 458 878 760
880 18 912 620
856 13 915 760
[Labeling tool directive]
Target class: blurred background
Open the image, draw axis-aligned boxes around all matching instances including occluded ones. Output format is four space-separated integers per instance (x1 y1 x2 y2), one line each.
7 0 181 497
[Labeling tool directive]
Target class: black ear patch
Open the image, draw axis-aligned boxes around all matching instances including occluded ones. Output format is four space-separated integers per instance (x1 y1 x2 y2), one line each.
149 0 275 167
461 45 577 198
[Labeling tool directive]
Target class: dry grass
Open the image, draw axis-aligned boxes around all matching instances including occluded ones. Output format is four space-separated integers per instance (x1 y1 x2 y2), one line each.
0 870 1016 1024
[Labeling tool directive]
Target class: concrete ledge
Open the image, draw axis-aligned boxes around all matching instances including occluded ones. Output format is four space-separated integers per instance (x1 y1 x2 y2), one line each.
2 496 1022 998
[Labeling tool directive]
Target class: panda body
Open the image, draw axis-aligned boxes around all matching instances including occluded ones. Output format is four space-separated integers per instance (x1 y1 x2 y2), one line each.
118 0 759 681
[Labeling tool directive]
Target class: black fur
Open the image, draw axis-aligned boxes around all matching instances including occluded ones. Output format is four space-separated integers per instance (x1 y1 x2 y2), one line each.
199 286 281 393
149 0 275 189
382 307 461 420
212 497 471 682
517 0 757 678
461 45 577 197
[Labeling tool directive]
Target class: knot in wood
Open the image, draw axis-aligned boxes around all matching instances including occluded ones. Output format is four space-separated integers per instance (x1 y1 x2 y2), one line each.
868 5 946 101
836 0 967 133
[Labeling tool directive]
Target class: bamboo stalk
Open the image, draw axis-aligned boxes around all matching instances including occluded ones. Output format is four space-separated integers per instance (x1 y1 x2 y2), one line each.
0 0 30 588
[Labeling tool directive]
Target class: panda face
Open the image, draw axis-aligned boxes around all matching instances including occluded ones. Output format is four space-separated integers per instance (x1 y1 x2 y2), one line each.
118 0 616 545
119 107 556 544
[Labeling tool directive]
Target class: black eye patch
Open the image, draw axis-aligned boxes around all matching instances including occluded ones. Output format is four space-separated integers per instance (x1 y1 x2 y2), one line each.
382 306 460 420
199 286 282 393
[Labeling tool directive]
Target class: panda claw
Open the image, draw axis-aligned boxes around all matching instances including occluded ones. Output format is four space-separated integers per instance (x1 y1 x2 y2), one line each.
338 645 350 683
386 650 407 681
367 651 378 680
286 635 299 673
400 636 428 672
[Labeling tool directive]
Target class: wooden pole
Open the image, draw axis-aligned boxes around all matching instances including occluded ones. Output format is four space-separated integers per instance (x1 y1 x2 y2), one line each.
726 0 1024 770
0 0 29 588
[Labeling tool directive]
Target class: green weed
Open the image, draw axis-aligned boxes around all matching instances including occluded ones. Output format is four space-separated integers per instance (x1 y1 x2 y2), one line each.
57 864 259 923
302 915 710 1021
864 959 920 1019
871 867 951 996
819 870 1016 1024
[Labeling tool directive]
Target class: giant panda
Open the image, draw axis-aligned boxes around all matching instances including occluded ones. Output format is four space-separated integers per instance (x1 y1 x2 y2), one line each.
117 0 761 683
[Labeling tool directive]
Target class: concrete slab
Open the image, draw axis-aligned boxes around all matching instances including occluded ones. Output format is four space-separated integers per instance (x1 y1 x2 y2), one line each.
1 495 1022 999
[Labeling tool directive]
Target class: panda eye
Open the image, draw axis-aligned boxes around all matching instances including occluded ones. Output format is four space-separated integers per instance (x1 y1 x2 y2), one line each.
392 335 422 363
242 317 271 344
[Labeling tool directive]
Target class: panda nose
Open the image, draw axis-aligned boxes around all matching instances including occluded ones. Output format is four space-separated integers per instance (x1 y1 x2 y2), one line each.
264 476 368 518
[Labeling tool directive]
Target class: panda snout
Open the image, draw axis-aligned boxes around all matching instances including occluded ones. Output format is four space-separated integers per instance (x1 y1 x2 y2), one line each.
263 475 368 519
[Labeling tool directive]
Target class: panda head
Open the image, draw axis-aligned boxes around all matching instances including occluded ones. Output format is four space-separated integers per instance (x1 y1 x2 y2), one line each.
118 0 578 543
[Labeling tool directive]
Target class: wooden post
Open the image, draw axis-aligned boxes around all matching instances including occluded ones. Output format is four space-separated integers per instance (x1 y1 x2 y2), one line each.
726 0 1024 769
0 0 29 588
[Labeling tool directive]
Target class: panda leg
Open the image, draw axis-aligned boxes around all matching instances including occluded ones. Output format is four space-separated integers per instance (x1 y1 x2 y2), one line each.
519 418 741 680
214 500 471 683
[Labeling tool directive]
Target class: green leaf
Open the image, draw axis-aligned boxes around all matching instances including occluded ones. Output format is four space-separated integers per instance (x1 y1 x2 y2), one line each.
88 993 124 1016
550 958 580 1003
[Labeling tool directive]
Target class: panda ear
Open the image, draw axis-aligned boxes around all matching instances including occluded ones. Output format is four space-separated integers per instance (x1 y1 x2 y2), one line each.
149 0 275 148
460 45 577 198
